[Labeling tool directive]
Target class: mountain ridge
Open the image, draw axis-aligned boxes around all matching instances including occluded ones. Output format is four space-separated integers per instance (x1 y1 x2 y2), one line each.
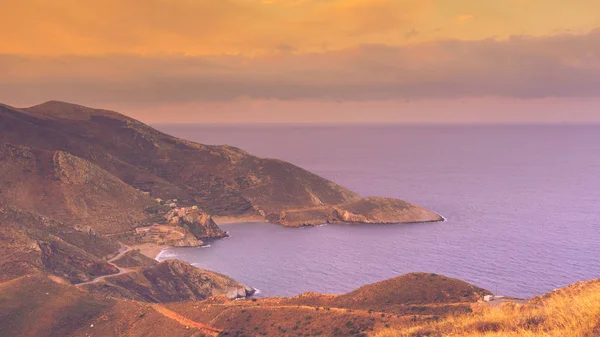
0 100 442 226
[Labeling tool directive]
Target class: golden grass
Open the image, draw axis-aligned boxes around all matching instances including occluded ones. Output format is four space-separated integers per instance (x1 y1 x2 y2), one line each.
375 281 600 337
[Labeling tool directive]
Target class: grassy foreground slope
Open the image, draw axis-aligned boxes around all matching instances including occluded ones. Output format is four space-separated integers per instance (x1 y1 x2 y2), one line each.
375 279 600 337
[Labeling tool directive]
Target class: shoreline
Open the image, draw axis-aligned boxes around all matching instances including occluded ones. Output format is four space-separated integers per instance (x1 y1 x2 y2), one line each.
213 215 266 225
135 215 446 260
131 243 170 260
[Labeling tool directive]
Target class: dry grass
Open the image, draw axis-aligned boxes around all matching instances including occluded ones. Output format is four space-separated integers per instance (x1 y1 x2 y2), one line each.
374 280 600 337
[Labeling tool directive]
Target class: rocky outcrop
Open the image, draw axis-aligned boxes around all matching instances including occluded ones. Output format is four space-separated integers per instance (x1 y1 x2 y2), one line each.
266 197 442 227
133 202 227 247
133 225 204 247
166 206 227 239
226 285 257 300
82 260 255 302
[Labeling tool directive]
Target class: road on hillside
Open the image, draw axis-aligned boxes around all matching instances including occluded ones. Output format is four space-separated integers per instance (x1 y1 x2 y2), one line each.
75 244 135 287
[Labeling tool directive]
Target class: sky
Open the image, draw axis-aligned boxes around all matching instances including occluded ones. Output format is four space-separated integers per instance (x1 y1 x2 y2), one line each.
1 0 599 124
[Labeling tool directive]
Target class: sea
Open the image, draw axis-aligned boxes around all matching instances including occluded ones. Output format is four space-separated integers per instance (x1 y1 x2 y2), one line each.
154 124 600 298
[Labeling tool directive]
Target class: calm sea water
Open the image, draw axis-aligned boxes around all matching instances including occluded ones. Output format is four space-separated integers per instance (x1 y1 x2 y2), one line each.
155 125 600 298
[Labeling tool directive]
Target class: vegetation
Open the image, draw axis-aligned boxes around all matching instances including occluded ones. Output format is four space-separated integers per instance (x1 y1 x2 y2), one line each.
374 280 600 337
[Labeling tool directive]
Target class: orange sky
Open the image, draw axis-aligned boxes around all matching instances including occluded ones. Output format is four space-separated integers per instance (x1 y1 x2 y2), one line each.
1 0 600 123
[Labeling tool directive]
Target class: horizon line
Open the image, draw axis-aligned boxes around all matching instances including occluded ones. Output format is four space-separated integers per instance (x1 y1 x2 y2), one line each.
152 122 600 127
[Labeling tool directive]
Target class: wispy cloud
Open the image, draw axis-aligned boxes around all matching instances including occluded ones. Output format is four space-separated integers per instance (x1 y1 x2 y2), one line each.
2 28 599 106
3 0 599 55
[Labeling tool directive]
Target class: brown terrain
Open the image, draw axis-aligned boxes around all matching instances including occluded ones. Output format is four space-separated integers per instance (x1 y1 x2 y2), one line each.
0 271 491 337
3 101 596 337
0 101 442 227
6 269 596 337
0 100 441 305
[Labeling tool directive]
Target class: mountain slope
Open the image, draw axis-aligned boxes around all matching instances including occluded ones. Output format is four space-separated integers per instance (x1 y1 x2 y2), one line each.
0 142 155 234
81 260 256 302
0 275 224 337
0 101 442 226
375 278 600 337
0 205 121 284
332 273 491 311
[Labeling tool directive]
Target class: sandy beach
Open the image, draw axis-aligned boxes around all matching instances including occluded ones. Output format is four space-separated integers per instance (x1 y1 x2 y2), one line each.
212 215 265 225
132 243 169 260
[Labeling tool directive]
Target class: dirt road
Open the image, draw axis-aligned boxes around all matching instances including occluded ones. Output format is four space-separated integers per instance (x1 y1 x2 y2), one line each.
75 244 135 287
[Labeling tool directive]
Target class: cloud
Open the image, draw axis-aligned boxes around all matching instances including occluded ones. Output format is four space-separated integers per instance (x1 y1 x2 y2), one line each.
1 28 600 106
0 0 427 55
5 0 599 56
456 14 475 23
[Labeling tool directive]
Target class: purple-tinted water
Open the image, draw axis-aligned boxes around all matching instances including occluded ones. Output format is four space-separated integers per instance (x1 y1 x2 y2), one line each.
154 125 600 298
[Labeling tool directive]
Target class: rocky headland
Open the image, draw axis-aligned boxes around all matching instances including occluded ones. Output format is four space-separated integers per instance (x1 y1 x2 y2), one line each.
0 101 442 229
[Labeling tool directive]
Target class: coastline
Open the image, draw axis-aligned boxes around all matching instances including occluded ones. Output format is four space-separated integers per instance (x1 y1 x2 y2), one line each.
135 214 446 260
131 243 169 260
213 215 266 225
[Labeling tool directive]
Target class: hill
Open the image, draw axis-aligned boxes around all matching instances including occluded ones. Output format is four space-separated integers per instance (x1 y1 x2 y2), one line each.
332 273 491 313
0 205 120 284
374 278 600 337
0 101 441 226
0 275 224 337
2 266 598 337
0 271 489 337
0 142 155 235
81 260 256 302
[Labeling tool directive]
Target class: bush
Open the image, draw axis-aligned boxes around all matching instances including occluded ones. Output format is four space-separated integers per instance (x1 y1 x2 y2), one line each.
519 315 546 329
470 321 502 333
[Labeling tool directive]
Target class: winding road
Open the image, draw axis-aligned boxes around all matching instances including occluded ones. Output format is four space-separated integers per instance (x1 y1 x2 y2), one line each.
75 244 135 287
152 304 223 335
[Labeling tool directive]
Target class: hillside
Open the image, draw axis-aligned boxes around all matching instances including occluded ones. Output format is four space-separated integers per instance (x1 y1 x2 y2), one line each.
0 205 120 284
0 271 489 337
0 275 224 337
2 264 598 337
0 101 442 226
81 260 256 302
374 278 600 337
332 273 491 313
0 142 155 235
